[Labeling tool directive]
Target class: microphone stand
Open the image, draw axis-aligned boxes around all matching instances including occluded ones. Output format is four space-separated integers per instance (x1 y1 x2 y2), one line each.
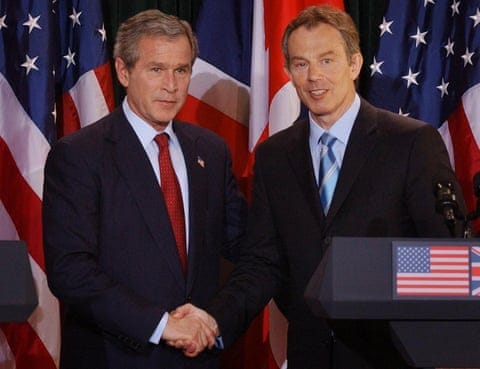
463 217 472 239
464 203 480 239
435 181 461 238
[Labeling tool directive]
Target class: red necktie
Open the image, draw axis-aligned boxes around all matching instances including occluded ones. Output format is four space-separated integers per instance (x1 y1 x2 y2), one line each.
155 133 187 275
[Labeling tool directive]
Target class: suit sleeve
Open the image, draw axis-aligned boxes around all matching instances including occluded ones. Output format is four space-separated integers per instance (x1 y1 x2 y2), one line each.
220 141 248 262
207 146 285 348
405 123 467 237
42 139 164 351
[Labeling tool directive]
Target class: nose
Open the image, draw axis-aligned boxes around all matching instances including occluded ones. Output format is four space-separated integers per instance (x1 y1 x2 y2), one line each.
163 70 178 92
308 63 324 82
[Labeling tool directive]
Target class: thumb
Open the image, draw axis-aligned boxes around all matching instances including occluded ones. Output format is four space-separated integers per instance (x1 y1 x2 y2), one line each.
171 303 194 318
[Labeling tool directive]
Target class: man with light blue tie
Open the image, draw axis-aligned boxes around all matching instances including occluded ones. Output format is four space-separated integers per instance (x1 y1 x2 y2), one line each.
172 4 466 369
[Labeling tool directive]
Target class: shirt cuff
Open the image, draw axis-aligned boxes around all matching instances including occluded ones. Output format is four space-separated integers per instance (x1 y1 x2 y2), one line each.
149 312 169 344
215 335 224 350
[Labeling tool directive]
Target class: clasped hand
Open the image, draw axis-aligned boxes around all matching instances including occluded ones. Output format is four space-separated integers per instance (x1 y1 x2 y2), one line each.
162 303 218 357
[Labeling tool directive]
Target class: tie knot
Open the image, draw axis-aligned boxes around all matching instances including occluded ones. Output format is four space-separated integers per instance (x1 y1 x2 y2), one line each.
320 132 336 148
154 133 169 149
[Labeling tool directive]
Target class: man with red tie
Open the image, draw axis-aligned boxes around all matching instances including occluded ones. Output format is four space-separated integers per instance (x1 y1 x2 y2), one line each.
42 9 246 369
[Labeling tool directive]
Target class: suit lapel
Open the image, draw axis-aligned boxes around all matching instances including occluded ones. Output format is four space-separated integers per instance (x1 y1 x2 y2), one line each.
174 122 208 291
325 100 379 228
108 110 186 288
286 120 324 225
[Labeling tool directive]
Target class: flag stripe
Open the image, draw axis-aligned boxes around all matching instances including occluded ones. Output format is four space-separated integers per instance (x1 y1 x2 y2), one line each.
93 62 115 112
56 91 81 137
0 74 50 199
397 287 469 296
27 258 60 365
0 329 15 367
0 322 56 369
0 200 18 240
398 274 469 278
178 94 249 179
69 67 111 128
0 138 45 268
189 58 250 127
448 98 480 213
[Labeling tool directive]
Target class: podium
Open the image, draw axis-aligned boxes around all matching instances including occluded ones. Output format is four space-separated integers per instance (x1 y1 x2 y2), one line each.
304 237 480 368
0 241 38 322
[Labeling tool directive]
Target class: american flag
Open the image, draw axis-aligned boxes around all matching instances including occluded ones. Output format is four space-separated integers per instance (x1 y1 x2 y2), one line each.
366 1 480 227
395 245 470 297
0 0 113 367
471 246 480 295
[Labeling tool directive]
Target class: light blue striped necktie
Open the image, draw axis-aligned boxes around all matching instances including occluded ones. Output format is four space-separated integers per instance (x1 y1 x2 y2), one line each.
318 133 339 214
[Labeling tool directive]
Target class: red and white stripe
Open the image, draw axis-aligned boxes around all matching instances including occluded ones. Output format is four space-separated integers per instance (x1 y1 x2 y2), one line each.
56 62 114 137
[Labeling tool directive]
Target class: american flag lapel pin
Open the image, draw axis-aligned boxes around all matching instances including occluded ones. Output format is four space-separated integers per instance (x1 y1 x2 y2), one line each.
197 156 205 168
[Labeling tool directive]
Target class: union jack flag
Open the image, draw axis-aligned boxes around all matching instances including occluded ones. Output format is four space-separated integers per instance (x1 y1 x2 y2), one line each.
0 0 113 367
471 246 480 295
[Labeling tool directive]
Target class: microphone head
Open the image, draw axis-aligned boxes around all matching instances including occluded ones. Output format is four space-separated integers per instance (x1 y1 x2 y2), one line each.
434 181 458 215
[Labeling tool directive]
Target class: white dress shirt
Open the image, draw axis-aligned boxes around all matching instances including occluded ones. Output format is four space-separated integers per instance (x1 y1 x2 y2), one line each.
122 97 189 344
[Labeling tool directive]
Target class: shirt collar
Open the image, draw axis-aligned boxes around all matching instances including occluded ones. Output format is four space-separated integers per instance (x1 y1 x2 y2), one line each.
122 97 176 149
309 93 361 146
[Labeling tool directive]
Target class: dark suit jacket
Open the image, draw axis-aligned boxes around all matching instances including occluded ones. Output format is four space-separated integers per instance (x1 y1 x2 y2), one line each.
42 107 247 369
207 99 466 369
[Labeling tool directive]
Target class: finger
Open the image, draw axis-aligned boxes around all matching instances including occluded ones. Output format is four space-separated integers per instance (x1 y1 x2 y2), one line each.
196 325 209 352
170 303 193 319
170 310 183 319
195 320 215 349
167 339 189 349
183 349 200 358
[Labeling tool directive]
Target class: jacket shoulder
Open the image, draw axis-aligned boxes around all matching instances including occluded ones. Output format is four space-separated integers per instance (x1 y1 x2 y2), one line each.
257 119 308 153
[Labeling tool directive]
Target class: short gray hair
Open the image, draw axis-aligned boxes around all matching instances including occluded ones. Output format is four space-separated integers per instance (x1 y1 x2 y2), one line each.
113 9 199 69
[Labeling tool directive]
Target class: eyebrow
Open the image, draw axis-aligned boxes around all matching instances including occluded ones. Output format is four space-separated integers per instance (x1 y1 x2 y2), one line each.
290 50 336 62
145 62 191 70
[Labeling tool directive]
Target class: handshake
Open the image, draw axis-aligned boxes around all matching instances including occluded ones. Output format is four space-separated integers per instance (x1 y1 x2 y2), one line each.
162 303 219 357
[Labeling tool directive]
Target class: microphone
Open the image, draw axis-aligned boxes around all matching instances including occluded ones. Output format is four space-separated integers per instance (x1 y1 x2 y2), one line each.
434 181 459 237
434 181 458 221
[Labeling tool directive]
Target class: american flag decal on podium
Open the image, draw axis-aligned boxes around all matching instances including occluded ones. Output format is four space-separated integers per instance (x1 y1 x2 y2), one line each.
394 244 480 298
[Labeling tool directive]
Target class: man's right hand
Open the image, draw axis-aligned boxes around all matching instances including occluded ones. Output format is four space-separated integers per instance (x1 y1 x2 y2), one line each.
162 303 219 357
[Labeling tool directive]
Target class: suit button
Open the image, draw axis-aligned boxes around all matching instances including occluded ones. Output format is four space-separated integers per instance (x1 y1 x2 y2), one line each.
186 296 192 302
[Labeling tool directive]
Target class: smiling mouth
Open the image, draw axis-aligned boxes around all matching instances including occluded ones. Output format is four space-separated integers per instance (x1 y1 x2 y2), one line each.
310 89 327 97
